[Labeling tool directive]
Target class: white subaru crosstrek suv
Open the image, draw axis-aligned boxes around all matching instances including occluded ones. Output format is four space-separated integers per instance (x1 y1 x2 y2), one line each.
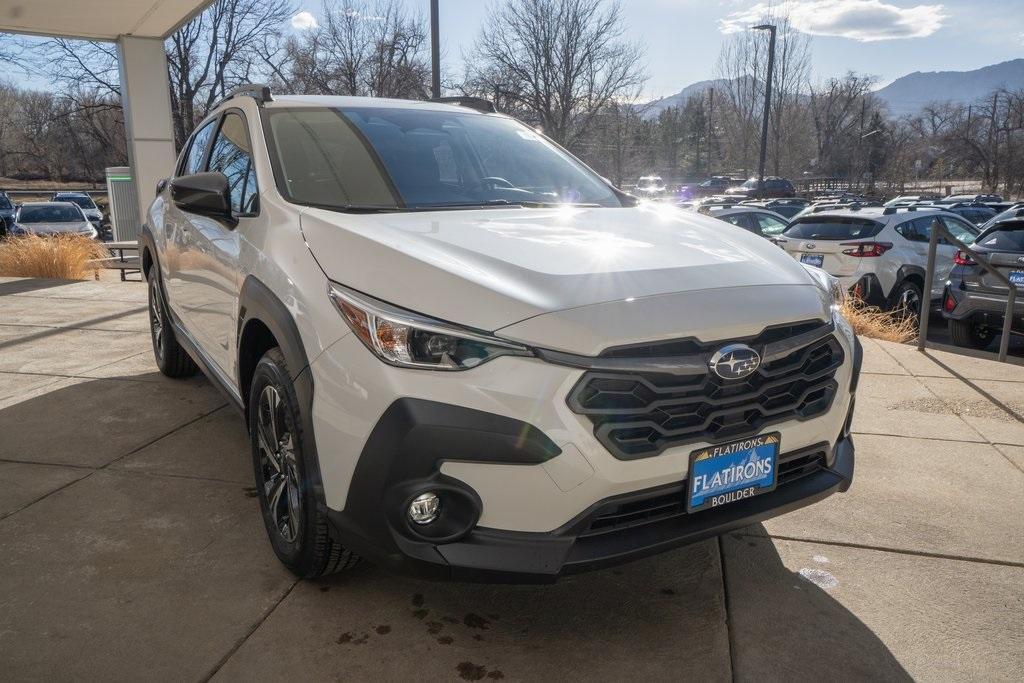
141 86 861 582
777 205 979 315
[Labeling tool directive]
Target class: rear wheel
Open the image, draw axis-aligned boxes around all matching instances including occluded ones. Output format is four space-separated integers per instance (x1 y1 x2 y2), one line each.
890 280 923 321
249 348 359 578
147 268 197 378
948 317 994 350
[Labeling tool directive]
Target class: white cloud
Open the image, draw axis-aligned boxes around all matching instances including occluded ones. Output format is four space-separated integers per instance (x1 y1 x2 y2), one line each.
290 11 318 30
720 0 947 42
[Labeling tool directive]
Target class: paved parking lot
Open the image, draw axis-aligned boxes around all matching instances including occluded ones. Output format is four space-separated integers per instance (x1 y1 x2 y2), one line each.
1 276 1022 681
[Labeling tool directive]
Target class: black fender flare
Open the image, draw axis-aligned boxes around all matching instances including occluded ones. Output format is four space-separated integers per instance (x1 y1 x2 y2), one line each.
237 275 311 387
139 223 158 277
895 264 926 287
237 275 328 511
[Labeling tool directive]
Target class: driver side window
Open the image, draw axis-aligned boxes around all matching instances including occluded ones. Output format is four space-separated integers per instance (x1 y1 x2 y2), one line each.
179 121 216 177
206 112 259 216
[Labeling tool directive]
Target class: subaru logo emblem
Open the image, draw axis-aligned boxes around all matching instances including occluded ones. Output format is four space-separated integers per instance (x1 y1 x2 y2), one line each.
1018 256 1024 265
804 242 816 250
709 344 761 380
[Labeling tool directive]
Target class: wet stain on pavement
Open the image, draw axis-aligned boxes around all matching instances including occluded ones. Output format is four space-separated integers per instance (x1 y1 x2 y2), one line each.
375 624 391 635
437 635 454 645
463 613 490 630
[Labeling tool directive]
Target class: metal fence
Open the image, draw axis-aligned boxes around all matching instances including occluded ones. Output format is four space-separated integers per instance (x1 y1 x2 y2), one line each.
918 217 1018 363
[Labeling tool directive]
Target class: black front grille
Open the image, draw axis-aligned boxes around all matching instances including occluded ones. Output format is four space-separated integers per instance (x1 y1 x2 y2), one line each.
580 448 827 538
567 322 843 460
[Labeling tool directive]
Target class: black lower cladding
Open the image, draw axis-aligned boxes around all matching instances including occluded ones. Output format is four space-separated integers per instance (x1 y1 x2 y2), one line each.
567 321 845 460
327 397 855 583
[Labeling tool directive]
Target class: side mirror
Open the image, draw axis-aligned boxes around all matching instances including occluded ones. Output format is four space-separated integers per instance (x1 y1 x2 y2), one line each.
170 172 236 227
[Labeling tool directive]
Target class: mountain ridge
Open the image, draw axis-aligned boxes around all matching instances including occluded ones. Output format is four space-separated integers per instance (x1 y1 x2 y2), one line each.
638 59 1024 120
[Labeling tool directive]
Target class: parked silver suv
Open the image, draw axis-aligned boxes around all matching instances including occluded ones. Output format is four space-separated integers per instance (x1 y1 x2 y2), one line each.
777 206 979 315
943 218 1024 349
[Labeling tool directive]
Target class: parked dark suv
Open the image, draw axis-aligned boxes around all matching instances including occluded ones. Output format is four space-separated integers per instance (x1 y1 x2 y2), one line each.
725 176 796 199
0 191 14 238
943 218 1024 349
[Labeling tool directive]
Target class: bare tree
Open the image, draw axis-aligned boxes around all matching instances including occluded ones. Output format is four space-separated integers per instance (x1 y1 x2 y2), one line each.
275 0 430 99
464 0 646 148
167 0 293 145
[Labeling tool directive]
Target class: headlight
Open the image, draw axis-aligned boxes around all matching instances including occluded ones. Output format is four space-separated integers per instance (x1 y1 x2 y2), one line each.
328 283 532 370
801 263 846 308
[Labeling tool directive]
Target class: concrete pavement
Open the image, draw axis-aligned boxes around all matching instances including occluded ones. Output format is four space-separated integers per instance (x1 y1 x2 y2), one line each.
0 277 1021 681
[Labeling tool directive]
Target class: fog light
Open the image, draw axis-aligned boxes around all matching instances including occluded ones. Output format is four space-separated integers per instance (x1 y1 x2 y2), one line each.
408 492 441 525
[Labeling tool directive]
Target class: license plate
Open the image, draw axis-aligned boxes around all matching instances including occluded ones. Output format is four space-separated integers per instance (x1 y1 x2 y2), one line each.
800 253 824 267
1010 271 1024 287
687 433 780 512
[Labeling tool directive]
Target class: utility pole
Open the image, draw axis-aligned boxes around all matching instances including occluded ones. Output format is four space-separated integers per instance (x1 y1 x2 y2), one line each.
706 87 715 175
752 24 776 196
430 0 441 99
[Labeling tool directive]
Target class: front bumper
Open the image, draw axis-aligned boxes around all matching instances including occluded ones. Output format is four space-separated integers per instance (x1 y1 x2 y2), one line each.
321 336 860 583
327 415 855 583
312 319 861 583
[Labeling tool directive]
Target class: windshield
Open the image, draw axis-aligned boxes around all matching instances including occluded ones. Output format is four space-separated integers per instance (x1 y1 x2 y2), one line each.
55 195 96 210
264 107 623 210
18 204 83 223
783 216 884 240
741 179 758 189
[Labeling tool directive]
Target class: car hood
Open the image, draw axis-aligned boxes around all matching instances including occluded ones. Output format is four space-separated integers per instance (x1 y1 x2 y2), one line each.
19 222 92 234
301 204 818 331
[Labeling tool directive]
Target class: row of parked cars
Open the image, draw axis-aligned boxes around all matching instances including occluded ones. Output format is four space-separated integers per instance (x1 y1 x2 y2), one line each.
0 191 107 240
633 175 797 201
683 193 1024 351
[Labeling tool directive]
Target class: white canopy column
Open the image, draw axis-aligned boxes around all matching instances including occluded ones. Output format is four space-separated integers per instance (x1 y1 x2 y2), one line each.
117 35 177 225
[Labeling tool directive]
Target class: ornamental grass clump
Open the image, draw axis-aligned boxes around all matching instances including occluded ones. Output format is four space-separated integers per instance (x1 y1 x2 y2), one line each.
0 234 107 280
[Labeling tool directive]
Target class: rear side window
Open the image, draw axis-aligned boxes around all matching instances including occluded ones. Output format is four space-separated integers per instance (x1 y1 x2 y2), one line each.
939 216 977 245
718 212 756 232
977 222 1024 252
754 213 788 236
180 120 216 176
782 217 883 240
0 195 11 210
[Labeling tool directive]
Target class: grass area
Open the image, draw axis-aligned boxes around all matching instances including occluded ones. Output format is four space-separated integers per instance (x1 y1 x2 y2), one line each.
841 298 918 343
0 235 108 280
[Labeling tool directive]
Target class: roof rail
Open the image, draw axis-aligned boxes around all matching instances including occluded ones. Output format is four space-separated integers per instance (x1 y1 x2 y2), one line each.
431 96 497 113
215 83 273 110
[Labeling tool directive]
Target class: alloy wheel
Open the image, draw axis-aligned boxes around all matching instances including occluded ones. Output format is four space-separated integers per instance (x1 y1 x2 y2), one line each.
149 275 165 355
256 385 302 543
897 287 921 318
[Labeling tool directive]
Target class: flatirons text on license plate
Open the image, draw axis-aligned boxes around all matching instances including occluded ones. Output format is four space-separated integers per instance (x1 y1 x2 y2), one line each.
800 253 824 268
687 433 780 512
1009 271 1024 287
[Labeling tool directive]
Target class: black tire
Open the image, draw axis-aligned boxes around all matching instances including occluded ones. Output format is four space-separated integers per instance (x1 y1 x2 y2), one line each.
890 280 923 321
249 348 359 578
948 317 994 350
147 268 197 378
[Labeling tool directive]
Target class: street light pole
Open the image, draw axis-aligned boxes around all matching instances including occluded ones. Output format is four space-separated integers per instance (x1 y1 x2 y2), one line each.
753 24 776 196
430 0 441 99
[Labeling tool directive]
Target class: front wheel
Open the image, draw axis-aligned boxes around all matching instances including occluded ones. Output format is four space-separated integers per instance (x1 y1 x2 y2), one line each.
249 348 359 578
147 268 197 378
948 317 994 350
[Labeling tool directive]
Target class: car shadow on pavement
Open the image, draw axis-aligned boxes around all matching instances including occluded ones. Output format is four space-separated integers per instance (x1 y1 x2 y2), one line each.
721 528 912 681
296 526 912 681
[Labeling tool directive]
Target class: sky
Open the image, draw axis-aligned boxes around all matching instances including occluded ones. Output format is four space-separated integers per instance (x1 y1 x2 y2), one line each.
8 0 1024 99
